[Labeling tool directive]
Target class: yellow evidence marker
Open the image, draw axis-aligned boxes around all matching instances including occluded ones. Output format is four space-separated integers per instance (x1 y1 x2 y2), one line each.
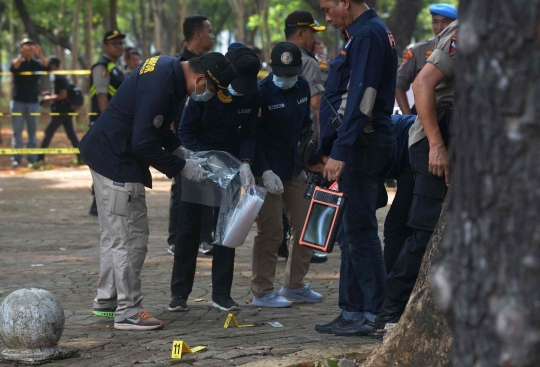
171 340 207 359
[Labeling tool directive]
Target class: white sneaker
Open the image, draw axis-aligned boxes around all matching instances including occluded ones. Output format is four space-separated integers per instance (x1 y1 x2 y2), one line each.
279 285 323 303
252 292 292 308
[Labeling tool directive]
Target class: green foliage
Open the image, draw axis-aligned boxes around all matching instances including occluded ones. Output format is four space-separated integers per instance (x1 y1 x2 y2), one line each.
326 359 340 367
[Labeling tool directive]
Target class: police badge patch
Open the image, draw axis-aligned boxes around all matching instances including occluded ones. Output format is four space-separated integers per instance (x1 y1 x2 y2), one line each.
153 115 164 128
281 52 293 64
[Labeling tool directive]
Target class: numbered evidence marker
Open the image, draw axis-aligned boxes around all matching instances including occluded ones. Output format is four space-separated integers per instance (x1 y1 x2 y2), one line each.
223 313 258 328
171 340 207 359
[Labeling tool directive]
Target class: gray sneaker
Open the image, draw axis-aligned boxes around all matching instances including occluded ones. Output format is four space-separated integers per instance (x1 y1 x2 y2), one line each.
114 311 164 331
279 285 323 303
252 292 292 308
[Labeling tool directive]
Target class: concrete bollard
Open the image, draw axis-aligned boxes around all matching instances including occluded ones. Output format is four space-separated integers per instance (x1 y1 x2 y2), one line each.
0 288 77 365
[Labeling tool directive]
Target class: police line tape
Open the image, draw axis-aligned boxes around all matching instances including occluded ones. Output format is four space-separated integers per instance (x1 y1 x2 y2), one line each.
0 148 80 155
0 70 91 76
0 112 97 116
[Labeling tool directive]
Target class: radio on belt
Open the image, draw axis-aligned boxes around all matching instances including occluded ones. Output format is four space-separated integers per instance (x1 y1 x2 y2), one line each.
299 182 346 253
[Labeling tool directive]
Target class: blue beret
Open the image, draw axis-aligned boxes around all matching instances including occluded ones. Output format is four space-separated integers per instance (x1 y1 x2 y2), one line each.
228 42 245 51
429 4 458 19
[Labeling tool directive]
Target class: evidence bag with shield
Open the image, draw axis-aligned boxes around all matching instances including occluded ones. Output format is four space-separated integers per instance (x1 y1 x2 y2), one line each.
181 150 266 248
299 182 346 253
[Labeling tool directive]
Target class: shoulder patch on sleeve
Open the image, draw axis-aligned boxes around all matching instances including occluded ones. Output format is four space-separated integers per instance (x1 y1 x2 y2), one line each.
402 49 414 65
448 32 457 54
153 115 164 128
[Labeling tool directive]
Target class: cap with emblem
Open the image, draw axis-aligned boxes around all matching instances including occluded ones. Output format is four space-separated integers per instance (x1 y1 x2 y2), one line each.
103 29 126 44
429 4 458 19
285 10 326 32
19 38 35 47
269 42 303 76
198 52 238 103
225 46 260 94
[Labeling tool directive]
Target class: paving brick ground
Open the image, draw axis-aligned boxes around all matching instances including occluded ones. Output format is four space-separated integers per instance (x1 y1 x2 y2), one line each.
0 167 393 366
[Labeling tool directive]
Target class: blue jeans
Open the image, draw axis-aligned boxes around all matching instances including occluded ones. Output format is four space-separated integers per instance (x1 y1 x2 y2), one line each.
338 132 396 322
11 100 40 164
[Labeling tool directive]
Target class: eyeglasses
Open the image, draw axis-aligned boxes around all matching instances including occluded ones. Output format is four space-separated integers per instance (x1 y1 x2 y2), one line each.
107 42 124 48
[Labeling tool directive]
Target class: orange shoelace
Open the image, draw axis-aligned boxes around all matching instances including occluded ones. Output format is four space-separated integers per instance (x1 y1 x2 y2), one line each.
138 311 152 319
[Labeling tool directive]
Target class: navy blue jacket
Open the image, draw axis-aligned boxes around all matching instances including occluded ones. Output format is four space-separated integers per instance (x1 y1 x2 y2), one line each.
319 9 398 161
255 73 312 180
179 93 259 161
388 114 416 179
79 56 186 188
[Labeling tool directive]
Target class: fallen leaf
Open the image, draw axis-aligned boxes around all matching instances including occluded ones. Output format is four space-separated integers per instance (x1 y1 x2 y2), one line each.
132 360 140 364
194 298 205 302
245 300 251 304
59 248 66 251
257 307 262 311
31 264 44 267
89 272 98 275
234 346 244 350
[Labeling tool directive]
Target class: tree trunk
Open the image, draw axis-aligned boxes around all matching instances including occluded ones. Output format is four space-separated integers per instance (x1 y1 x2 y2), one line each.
385 0 423 56
151 0 162 53
71 0 82 74
13 0 41 43
363 200 452 367
109 0 118 30
229 0 245 43
430 2 540 366
175 0 187 53
139 0 150 59
84 0 93 66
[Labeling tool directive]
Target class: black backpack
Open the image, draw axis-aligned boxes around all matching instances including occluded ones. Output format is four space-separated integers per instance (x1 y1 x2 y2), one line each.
68 83 84 110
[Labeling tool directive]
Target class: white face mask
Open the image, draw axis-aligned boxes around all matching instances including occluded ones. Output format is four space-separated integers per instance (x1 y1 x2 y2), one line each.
190 78 215 102
273 74 298 90
228 84 243 96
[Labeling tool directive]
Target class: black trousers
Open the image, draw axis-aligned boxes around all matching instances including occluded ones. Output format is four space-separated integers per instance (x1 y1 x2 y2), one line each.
383 167 415 274
39 115 79 160
167 174 215 246
381 137 447 317
170 200 235 299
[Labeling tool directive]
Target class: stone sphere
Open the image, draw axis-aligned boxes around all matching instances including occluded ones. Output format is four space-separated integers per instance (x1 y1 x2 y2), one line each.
0 288 65 349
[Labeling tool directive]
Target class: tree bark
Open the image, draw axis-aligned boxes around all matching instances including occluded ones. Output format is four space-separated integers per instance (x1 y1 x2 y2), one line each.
385 0 423 56
431 2 540 366
109 0 118 30
138 0 150 59
84 0 93 66
175 0 187 53
229 0 246 43
151 0 162 53
71 0 82 74
363 200 452 367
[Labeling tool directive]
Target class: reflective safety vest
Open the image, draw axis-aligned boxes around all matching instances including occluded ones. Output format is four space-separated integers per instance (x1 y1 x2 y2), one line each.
89 55 125 123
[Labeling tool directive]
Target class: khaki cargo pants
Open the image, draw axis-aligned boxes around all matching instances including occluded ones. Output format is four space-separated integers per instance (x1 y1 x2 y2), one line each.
90 169 149 322
251 172 313 298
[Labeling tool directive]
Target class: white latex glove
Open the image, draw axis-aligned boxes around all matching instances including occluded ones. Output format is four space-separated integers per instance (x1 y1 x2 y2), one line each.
172 146 191 159
239 163 255 187
181 158 209 182
262 170 284 194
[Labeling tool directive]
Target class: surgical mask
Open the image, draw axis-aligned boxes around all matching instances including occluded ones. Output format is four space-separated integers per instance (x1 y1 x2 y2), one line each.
228 84 243 96
190 78 215 102
273 74 298 90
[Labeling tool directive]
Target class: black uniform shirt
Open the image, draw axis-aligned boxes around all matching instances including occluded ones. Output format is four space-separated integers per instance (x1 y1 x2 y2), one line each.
10 58 48 103
52 75 72 113
79 56 187 188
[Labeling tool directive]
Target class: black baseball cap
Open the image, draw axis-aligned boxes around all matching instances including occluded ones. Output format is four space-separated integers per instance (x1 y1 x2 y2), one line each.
19 38 35 47
225 46 260 94
103 29 126 44
270 42 303 76
198 52 238 103
285 10 326 32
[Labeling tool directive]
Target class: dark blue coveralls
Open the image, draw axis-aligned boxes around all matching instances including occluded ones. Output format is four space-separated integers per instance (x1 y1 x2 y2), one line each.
318 9 398 322
172 93 259 300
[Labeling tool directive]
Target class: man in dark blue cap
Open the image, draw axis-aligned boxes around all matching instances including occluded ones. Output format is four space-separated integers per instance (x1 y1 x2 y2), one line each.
79 52 237 331
168 44 261 313
251 42 323 308
395 3 457 115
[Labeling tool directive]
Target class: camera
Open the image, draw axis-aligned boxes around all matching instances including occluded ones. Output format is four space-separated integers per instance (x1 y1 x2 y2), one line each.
304 171 330 200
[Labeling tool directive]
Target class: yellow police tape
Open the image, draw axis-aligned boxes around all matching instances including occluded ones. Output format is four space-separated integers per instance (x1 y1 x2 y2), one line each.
0 70 91 76
0 112 97 116
0 148 80 155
